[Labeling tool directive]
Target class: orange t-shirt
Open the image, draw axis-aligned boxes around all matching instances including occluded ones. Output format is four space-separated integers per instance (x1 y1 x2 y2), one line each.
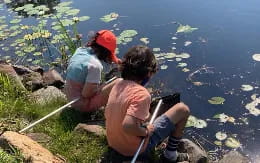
105 80 151 156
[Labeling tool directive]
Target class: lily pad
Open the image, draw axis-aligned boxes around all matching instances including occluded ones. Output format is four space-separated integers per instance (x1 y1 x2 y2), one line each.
216 131 227 141
164 53 176 59
117 30 138 44
10 19 21 24
177 62 187 67
225 137 241 148
58 1 73 7
213 113 235 123
160 65 168 70
171 36 178 40
245 94 260 116
177 53 190 59
208 97 225 105
241 84 254 91
79 16 90 21
140 37 149 44
153 48 160 52
182 68 190 72
184 41 192 46
176 58 182 62
186 115 207 128
100 12 119 23
66 9 80 16
177 24 198 33
214 141 222 146
252 54 260 61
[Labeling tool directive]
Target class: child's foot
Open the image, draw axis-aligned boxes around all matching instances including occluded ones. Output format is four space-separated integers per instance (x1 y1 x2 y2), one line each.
160 152 189 163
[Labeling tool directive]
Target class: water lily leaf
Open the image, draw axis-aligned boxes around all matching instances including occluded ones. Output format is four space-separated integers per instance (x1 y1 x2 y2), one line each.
10 19 21 24
208 97 225 105
177 62 187 67
0 25 8 30
214 141 222 146
27 10 39 15
9 31 21 37
23 45 36 53
164 53 176 59
182 68 190 72
213 113 235 123
140 37 149 44
119 30 138 38
52 25 62 30
9 25 20 30
153 48 160 52
117 30 138 44
100 12 119 23
171 36 178 40
252 54 260 61
58 1 73 7
15 50 25 56
177 24 198 33
241 84 254 91
55 6 71 13
216 131 227 141
79 16 90 21
26 58 33 62
35 5 49 12
14 6 25 11
2 47 9 51
66 9 80 16
245 94 260 116
176 58 182 62
177 53 190 59
32 59 42 65
193 82 203 86
184 41 192 46
160 65 168 70
4 0 11 4
225 137 241 148
33 52 42 56
23 4 34 9
60 19 74 26
15 38 24 44
186 115 207 128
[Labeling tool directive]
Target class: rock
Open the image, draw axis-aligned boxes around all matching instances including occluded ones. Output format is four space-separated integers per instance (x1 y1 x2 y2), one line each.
0 63 25 90
43 69 65 89
219 151 250 163
26 133 51 143
31 86 66 105
29 66 44 75
178 139 208 163
74 122 105 136
22 71 44 91
12 65 33 75
0 131 64 163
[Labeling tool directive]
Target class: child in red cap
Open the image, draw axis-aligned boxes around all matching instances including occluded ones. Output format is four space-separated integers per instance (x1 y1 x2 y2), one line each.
64 30 121 112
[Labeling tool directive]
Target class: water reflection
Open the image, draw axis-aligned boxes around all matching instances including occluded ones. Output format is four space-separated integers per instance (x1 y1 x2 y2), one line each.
5 0 60 17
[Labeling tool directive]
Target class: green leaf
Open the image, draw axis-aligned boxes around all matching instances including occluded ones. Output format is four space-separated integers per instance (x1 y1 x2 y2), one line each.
252 54 260 62
10 19 21 24
215 131 227 141
208 97 225 105
14 6 25 11
58 1 73 7
176 24 198 33
100 12 119 23
225 137 241 148
186 115 207 128
241 84 254 91
140 37 149 44
66 9 80 16
78 16 90 21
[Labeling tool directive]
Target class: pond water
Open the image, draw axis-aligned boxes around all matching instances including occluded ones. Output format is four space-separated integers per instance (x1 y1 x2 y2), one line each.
0 0 260 161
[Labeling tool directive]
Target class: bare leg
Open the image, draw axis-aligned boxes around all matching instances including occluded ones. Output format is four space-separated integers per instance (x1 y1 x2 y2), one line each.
164 102 190 137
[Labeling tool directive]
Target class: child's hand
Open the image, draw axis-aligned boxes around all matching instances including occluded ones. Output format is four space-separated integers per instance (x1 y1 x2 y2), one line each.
146 124 155 137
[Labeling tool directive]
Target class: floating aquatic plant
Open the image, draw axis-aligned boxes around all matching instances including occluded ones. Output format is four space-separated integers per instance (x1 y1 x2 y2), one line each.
252 54 260 61
176 24 198 33
241 84 254 91
208 97 225 105
215 131 227 141
245 94 260 116
186 115 207 128
117 30 138 45
184 41 192 46
153 48 160 52
225 137 241 148
177 62 187 67
140 37 149 44
160 65 168 70
213 113 235 123
100 12 119 23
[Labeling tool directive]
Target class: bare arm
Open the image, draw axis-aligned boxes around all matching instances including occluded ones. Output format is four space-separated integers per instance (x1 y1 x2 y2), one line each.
122 115 148 137
81 82 99 98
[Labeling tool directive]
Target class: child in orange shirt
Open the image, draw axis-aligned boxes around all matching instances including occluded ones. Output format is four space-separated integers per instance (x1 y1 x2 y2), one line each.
105 45 190 162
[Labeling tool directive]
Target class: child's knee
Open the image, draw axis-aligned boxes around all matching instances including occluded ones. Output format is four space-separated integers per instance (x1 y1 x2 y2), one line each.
174 103 190 117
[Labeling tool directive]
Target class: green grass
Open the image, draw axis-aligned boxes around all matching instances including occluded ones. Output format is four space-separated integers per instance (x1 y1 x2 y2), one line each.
0 73 108 162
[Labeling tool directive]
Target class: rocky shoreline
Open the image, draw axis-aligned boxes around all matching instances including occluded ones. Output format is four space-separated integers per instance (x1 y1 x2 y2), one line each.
0 61 251 163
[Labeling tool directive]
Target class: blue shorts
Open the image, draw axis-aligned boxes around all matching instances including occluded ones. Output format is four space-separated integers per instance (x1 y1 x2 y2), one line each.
144 114 175 154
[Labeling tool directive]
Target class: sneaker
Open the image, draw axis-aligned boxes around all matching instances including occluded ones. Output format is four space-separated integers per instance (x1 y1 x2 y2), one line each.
160 152 189 163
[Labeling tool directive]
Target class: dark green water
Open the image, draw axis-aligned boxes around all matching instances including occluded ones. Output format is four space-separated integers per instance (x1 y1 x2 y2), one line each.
1 0 259 161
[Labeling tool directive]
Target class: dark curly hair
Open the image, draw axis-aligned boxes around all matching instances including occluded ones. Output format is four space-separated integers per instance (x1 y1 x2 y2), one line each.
120 45 158 81
87 33 112 63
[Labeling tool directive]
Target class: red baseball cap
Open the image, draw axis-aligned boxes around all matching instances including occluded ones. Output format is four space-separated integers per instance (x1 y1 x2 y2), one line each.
96 30 119 63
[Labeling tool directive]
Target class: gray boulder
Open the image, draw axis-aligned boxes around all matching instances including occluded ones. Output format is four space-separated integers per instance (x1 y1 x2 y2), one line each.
43 69 65 89
178 139 208 163
0 63 25 90
31 86 66 105
74 121 105 136
219 151 250 163
0 131 64 163
22 71 44 91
